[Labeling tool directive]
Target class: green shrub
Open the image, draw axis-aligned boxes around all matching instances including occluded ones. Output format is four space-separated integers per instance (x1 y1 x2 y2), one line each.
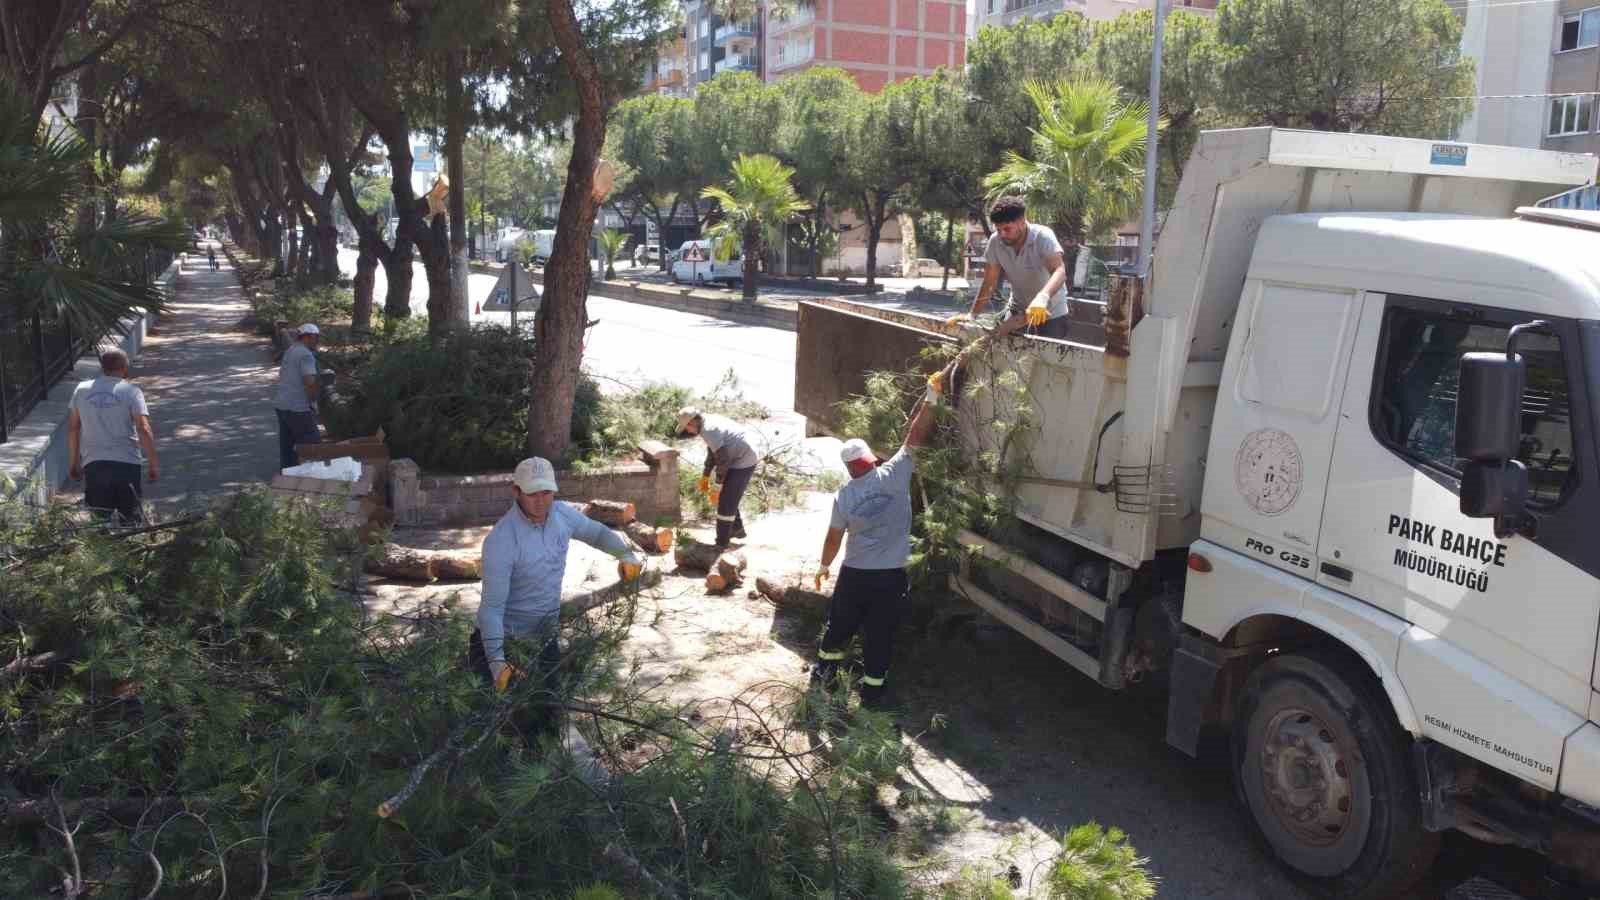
1044 823 1157 900
250 282 355 335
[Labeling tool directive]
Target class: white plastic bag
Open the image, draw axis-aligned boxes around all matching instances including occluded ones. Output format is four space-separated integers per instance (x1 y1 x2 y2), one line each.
281 456 362 482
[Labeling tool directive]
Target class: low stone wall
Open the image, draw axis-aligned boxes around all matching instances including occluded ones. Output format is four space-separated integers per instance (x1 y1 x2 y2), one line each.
0 260 176 506
390 441 681 528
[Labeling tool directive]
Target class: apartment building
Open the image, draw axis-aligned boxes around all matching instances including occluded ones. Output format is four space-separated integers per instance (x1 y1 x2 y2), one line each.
969 0 1215 37
641 30 692 99
1546 2 1600 156
1454 0 1557 149
763 0 968 93
679 1 763 91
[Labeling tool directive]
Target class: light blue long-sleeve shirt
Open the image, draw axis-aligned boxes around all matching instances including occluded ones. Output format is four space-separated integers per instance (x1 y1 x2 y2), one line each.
477 500 637 663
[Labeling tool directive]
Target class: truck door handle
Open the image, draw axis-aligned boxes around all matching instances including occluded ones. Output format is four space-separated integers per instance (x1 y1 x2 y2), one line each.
1321 562 1353 583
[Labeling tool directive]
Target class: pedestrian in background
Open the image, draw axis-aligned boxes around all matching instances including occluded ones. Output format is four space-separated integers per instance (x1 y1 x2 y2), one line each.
676 406 759 547
67 349 160 523
208 247 218 271
274 323 322 470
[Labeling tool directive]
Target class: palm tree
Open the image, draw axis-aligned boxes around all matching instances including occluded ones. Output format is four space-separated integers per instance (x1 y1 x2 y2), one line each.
0 88 185 340
701 154 809 302
597 229 627 280
983 78 1160 282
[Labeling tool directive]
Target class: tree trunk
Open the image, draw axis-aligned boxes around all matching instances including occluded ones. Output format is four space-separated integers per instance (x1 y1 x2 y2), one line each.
380 134 420 320
582 499 635 527
353 235 378 331
862 193 886 292
529 0 609 464
625 521 673 554
674 539 723 572
446 50 471 328
424 211 451 337
941 215 954 291
741 221 759 302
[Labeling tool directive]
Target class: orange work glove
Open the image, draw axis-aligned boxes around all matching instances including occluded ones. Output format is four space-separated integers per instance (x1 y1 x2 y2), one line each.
814 569 830 592
618 560 643 582
492 661 520 693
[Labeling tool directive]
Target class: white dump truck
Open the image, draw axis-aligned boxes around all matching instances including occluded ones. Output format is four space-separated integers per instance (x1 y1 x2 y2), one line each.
795 128 1600 897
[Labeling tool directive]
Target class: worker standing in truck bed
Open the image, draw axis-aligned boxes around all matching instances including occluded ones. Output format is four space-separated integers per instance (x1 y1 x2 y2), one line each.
947 196 1071 339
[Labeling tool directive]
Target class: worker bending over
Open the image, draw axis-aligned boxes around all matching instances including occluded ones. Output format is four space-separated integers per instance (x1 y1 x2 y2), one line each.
472 457 644 739
811 373 942 707
676 406 759 547
947 196 1071 340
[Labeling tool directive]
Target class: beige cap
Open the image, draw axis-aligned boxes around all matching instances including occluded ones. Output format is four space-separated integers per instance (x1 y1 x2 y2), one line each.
297 323 321 335
840 439 875 464
675 406 702 435
512 457 558 493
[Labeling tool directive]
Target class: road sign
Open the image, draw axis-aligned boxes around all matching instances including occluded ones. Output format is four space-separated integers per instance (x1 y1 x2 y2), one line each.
485 261 539 313
413 144 437 173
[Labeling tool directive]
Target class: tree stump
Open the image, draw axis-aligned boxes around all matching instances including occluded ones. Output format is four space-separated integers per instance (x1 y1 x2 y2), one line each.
583 500 636 527
673 539 723 572
706 551 748 595
625 521 674 555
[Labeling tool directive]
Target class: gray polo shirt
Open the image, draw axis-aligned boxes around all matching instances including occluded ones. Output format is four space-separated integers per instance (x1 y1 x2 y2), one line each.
699 414 760 471
830 447 915 570
275 342 318 412
70 376 148 466
984 223 1069 320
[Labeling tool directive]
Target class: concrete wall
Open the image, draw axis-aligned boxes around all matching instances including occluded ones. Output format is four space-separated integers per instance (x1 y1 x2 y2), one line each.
390 442 681 528
0 260 177 506
1457 0 1558 149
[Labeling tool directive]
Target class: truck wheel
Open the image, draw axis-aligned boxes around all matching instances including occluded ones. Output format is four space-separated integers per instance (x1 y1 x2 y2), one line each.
1233 653 1438 899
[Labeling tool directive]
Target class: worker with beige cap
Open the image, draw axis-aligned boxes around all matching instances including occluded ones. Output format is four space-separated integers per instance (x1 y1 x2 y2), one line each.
471 456 644 736
676 405 760 547
273 322 323 470
811 374 942 707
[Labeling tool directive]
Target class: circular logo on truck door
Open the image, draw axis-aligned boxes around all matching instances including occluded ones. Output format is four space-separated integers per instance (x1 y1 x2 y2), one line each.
1235 428 1304 517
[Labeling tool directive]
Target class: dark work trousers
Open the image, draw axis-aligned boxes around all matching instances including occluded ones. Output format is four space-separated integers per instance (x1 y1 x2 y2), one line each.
715 464 756 546
84 460 143 523
815 566 909 692
468 626 565 744
275 408 321 470
1030 314 1072 340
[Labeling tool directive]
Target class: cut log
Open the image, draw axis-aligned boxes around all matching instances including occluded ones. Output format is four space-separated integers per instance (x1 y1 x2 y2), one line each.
625 520 674 555
715 551 747 584
583 500 636 527
754 576 831 613
364 546 482 582
705 572 729 593
563 568 664 619
673 540 723 572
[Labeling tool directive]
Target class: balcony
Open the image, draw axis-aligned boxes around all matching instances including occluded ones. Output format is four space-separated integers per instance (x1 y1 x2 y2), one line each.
714 53 758 75
771 32 815 70
770 6 814 31
714 21 755 47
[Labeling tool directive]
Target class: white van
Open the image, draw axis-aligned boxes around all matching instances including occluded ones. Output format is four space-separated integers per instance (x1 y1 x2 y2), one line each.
671 240 743 286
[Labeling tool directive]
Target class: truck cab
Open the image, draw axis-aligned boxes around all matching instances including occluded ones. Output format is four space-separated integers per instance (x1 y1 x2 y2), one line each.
794 128 1600 897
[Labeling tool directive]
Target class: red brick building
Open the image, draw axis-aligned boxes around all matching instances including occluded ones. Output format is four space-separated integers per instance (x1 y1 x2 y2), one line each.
764 0 968 93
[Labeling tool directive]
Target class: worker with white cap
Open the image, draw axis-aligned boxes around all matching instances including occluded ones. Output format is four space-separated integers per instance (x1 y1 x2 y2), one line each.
810 372 943 707
676 406 760 547
471 456 645 738
273 323 323 470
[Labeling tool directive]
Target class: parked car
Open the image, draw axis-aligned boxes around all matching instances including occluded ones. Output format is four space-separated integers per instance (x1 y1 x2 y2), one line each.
671 240 742 285
910 257 947 277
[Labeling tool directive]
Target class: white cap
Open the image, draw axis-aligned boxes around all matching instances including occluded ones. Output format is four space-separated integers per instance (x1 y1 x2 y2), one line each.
512 457 558 494
840 438 874 464
297 323 321 335
675 406 702 434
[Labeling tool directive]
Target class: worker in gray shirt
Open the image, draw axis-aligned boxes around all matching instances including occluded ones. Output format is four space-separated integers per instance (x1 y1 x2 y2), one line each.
946 195 1072 340
67 349 159 523
274 323 322 470
470 457 644 741
676 406 760 547
811 374 941 707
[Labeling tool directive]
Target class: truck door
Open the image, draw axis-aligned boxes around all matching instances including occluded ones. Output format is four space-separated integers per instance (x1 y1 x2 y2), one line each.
1318 293 1598 789
1202 281 1366 577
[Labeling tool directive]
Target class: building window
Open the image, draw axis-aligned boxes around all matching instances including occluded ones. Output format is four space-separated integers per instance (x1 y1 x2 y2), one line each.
1560 8 1600 51
1548 94 1593 136
698 18 709 39
698 49 709 72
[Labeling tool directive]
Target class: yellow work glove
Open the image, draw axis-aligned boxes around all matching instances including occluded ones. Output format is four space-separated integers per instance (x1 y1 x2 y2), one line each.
697 476 712 495
1025 301 1049 328
926 369 946 403
618 559 643 582
944 313 969 328
814 568 830 592
491 661 520 693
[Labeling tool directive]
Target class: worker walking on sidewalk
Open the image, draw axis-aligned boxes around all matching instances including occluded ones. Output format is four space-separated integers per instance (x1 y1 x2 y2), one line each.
274 323 322 470
676 406 759 547
947 196 1072 340
471 457 644 742
810 375 941 707
67 349 160 523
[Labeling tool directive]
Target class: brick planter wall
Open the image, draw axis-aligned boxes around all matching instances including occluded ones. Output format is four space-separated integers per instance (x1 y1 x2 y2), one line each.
391 441 680 528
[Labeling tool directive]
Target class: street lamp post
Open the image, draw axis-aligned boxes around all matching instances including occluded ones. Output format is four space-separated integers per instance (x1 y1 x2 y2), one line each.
1138 0 1165 279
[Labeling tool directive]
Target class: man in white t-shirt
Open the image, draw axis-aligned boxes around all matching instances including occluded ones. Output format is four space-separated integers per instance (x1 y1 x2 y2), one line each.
68 349 159 523
946 196 1072 340
274 323 323 469
810 374 942 707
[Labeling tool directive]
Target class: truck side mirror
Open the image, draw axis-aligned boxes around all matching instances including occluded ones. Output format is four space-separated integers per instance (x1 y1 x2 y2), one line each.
1454 322 1545 533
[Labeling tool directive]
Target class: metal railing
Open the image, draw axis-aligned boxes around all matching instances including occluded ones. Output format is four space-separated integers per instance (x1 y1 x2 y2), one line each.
0 248 174 444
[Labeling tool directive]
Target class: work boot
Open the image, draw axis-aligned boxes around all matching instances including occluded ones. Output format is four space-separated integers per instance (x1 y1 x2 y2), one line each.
858 682 890 710
732 523 747 540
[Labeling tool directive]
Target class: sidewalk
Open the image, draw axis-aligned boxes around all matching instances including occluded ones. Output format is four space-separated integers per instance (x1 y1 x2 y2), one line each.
112 248 281 513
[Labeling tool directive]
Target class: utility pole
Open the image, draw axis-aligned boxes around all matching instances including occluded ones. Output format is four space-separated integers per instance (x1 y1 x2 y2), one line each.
1138 0 1165 278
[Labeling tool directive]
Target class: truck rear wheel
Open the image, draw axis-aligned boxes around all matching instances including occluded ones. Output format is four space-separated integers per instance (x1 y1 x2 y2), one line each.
1233 653 1438 899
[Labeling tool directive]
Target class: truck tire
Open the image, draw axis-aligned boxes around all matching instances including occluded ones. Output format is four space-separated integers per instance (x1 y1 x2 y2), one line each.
1232 653 1438 899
